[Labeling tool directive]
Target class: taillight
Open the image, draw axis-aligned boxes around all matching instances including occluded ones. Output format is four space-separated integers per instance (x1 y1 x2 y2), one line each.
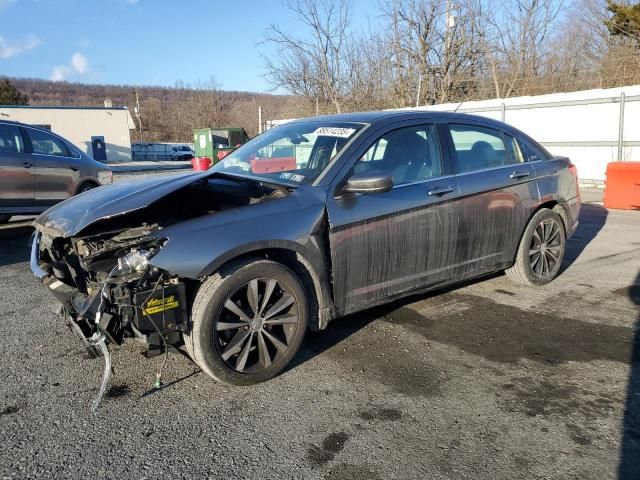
568 161 579 194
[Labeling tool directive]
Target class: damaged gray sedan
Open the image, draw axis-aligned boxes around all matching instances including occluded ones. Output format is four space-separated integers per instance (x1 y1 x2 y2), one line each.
30 111 580 388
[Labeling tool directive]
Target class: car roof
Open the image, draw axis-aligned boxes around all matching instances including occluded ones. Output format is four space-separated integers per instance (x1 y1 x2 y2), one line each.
0 119 26 127
287 109 514 131
0 119 51 133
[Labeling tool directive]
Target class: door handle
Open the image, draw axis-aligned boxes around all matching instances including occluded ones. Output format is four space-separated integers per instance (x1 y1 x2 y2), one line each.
428 185 455 196
510 170 530 179
70 166 80 172
22 162 33 169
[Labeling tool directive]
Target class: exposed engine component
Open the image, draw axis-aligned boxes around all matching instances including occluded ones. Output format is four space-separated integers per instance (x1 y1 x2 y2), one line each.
118 249 151 273
31 172 293 409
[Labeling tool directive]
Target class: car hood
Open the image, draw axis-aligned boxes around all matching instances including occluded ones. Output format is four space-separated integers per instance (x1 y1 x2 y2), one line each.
34 171 210 237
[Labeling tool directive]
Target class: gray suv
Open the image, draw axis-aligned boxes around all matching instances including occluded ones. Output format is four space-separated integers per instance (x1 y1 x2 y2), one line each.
0 120 112 223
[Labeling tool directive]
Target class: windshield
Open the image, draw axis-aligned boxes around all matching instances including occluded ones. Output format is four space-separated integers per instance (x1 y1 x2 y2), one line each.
211 121 365 185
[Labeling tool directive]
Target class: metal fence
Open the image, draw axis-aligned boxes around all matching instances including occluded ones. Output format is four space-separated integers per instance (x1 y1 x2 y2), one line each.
411 85 640 183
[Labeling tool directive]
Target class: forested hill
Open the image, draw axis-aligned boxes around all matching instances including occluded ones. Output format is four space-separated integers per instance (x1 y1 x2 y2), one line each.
6 77 301 141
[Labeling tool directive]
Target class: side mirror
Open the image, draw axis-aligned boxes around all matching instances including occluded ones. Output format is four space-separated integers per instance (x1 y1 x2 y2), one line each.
343 173 393 194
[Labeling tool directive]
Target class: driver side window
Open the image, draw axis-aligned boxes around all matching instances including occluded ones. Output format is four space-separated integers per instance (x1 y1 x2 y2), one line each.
354 124 443 186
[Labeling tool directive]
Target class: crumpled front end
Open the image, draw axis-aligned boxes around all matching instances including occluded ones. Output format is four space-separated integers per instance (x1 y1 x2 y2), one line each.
31 224 189 358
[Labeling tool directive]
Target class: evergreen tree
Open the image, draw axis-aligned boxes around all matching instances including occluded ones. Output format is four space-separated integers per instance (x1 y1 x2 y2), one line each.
605 1 640 45
0 78 29 105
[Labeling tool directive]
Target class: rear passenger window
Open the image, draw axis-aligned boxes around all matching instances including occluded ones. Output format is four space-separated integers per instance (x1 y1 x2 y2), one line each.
505 135 525 164
519 138 551 162
0 124 24 154
27 129 72 157
450 124 510 173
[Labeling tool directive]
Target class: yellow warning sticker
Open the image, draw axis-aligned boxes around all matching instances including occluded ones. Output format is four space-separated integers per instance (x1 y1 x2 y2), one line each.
144 295 179 315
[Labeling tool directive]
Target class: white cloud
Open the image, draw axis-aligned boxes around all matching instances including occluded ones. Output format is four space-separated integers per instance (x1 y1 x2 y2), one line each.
50 65 71 82
0 34 41 59
50 52 89 81
71 53 88 74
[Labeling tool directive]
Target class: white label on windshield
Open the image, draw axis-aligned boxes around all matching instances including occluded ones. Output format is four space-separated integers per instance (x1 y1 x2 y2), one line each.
313 127 355 138
280 172 305 182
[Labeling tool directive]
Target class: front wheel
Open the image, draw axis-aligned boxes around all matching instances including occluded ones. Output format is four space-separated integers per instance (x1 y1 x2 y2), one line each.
505 208 566 286
185 259 308 385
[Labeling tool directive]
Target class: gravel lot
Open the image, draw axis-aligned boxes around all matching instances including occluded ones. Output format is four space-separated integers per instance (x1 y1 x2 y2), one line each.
0 176 638 479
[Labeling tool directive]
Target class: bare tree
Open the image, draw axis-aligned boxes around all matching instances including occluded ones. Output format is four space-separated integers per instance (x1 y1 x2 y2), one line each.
482 0 563 98
262 0 353 113
378 0 485 106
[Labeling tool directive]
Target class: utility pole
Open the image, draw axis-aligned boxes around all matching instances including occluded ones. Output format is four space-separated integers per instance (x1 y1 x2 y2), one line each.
134 90 142 143
415 73 422 107
444 0 455 101
258 106 263 134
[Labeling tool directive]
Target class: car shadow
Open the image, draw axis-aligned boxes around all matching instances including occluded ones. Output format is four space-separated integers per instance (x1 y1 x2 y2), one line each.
560 203 608 272
287 273 503 373
0 225 33 268
619 271 640 479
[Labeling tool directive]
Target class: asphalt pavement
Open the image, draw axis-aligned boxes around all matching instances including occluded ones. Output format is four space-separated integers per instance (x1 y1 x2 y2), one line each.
0 187 638 479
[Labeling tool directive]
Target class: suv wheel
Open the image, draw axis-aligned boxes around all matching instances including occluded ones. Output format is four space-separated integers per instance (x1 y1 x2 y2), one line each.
77 182 97 194
185 259 308 385
506 208 566 286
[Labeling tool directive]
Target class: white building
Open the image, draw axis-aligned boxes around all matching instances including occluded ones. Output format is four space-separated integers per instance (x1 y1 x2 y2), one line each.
0 104 136 162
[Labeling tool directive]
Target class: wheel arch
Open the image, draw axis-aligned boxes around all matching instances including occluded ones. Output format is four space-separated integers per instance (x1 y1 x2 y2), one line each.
73 179 99 195
200 243 334 331
509 199 568 266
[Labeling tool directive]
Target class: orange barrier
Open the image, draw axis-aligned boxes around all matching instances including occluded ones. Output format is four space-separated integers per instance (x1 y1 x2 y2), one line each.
603 162 640 210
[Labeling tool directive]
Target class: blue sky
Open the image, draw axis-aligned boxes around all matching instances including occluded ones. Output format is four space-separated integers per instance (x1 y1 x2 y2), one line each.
0 0 377 93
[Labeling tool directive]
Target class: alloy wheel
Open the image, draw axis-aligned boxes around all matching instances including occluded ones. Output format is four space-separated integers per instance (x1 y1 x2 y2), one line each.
213 278 300 373
529 219 562 279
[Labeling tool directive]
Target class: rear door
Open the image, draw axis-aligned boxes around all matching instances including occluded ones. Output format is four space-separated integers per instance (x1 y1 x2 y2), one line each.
444 123 538 272
0 123 33 209
24 127 82 205
326 122 461 311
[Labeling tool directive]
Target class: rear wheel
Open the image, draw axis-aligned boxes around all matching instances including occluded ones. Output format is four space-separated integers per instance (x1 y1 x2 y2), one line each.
0 214 10 224
505 208 566 286
76 182 97 194
185 259 308 385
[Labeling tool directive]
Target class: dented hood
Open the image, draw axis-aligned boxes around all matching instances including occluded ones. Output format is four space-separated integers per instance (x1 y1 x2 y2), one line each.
34 171 210 237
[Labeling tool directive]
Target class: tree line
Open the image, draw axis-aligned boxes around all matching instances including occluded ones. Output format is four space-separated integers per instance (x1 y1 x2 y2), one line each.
4 77 299 141
263 0 640 114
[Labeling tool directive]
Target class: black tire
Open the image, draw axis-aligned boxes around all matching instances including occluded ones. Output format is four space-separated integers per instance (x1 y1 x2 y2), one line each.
76 182 97 194
505 208 566 286
0 215 10 224
185 259 308 385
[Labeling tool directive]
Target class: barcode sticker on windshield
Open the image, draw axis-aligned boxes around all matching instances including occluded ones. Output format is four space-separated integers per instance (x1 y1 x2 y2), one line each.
313 127 355 138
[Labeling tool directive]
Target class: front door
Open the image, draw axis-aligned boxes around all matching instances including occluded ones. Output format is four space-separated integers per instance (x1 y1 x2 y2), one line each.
0 123 33 209
326 123 460 312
